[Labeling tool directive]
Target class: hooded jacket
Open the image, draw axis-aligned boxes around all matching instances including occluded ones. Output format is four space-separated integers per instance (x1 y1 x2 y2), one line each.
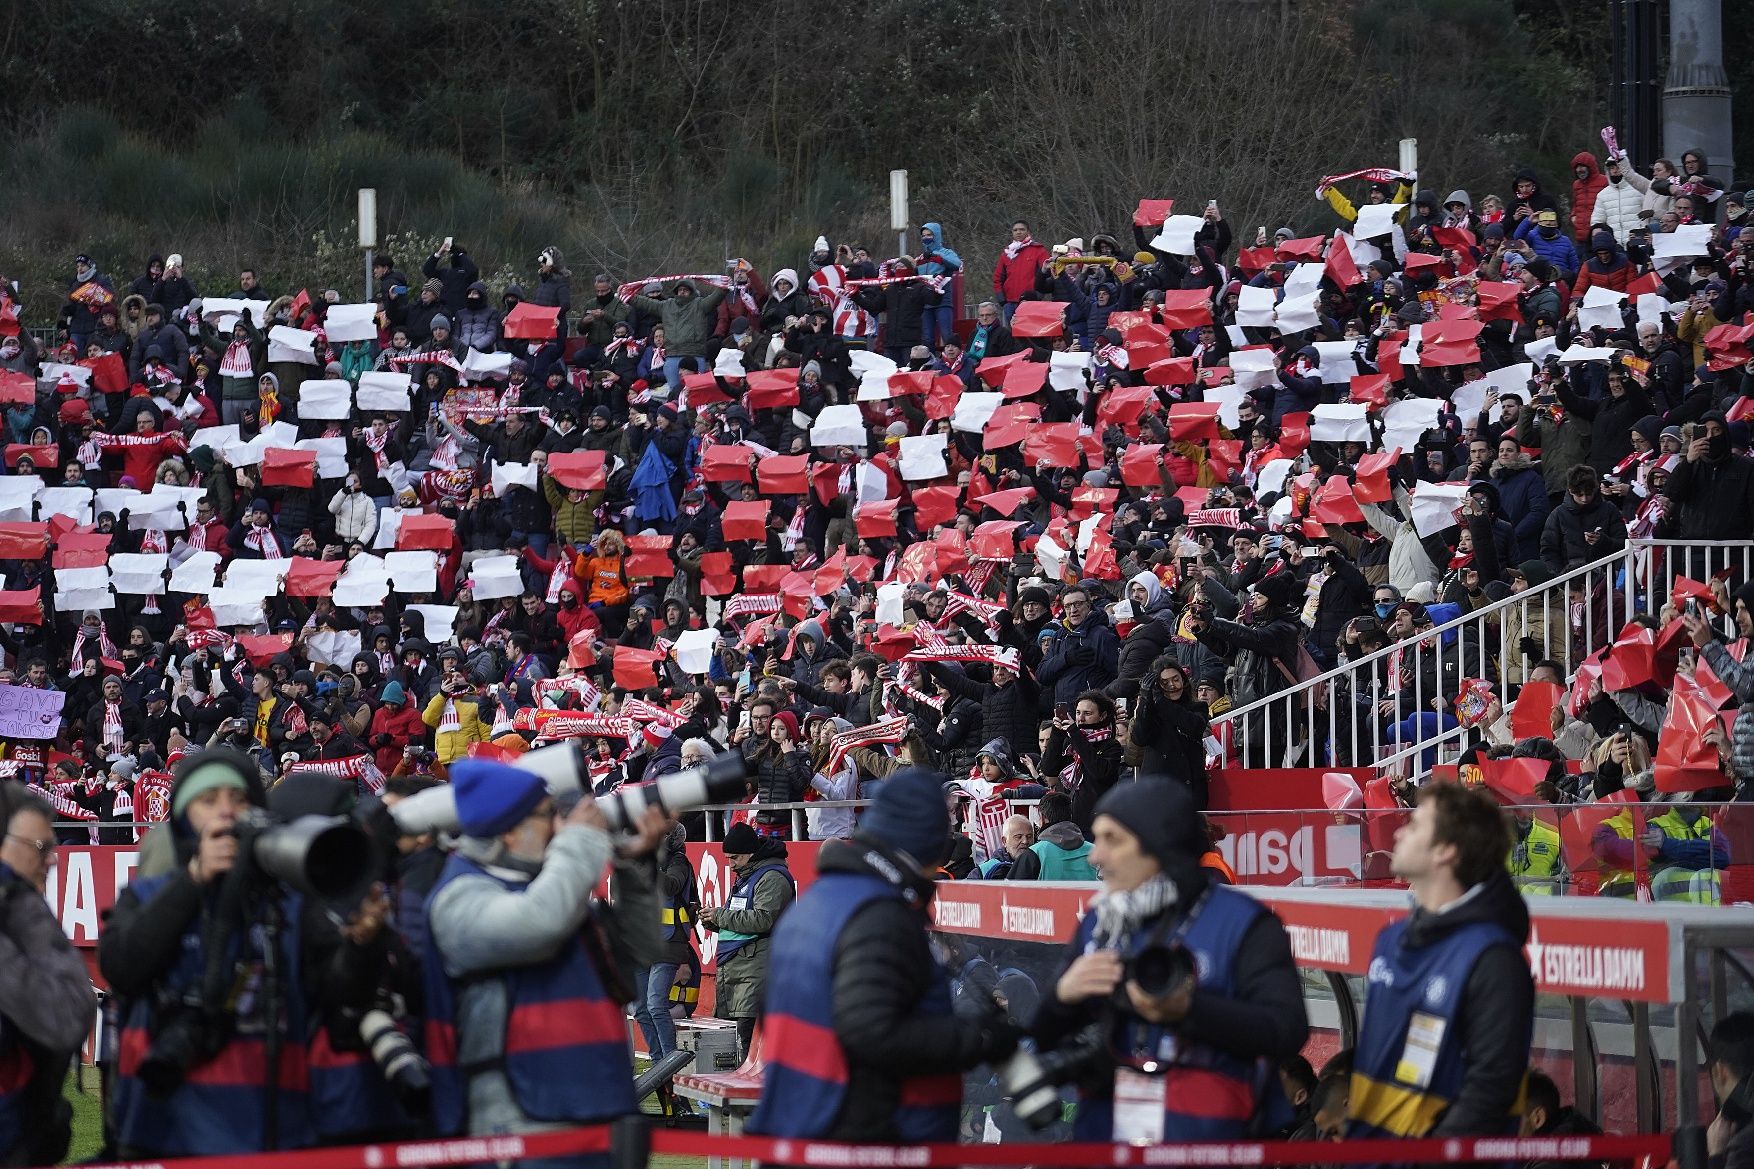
759 269 812 334
915 222 961 279
1006 820 1093 880
1569 152 1607 241
453 280 501 351
1540 488 1627 572
1570 231 1631 300
1490 451 1550 561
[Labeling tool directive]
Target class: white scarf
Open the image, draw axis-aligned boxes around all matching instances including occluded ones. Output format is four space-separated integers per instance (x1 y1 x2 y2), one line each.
1089 873 1181 949
1004 235 1037 260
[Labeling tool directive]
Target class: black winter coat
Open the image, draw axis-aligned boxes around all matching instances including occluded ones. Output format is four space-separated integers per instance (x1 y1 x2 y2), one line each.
1539 493 1627 572
932 668 1040 763
812 840 1010 1139
852 281 942 350
1666 452 1754 541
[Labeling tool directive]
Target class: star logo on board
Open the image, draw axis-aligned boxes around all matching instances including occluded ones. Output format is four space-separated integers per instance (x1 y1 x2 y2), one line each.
1525 925 1544 980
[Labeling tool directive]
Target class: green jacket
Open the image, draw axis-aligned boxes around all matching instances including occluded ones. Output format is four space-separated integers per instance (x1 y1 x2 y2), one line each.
1518 402 1591 497
712 862 795 1018
629 280 728 358
576 294 629 347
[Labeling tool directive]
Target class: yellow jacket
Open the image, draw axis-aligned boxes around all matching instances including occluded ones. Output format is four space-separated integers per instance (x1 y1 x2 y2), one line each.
422 692 488 763
1321 181 1414 225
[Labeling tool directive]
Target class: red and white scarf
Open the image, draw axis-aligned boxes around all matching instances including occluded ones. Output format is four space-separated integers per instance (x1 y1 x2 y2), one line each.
806 266 877 338
1004 234 1038 260
1316 167 1414 191
438 698 462 732
72 623 117 665
824 715 910 776
1059 723 1113 790
361 426 392 471
102 701 124 749
614 274 731 303
902 643 1021 672
943 591 1005 634
221 341 254 377
288 753 386 795
244 523 283 559
724 594 784 622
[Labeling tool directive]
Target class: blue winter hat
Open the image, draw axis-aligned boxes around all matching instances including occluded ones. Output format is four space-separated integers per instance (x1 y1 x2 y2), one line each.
380 680 404 705
451 758 548 838
857 767 951 868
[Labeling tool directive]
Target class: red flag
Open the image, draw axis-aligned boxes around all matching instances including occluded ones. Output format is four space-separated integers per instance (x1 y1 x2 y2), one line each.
1476 281 1524 325
1236 246 1276 275
1206 439 1242 483
612 647 665 690
758 454 810 495
970 520 1024 559
722 501 770 542
1402 252 1448 278
0 523 48 560
976 351 1028 387
1420 319 1484 367
1276 236 1325 262
887 371 935 397
503 303 561 340
934 530 970 575
1158 289 1213 329
261 447 316 488
4 444 58 470
742 564 787 592
625 534 676 579
1655 678 1729 792
701 444 756 483
1278 412 1310 458
1510 681 1564 742
1309 476 1364 524
1600 622 1656 693
1010 301 1066 338
925 375 963 421
284 557 345 597
699 551 736 596
396 513 454 551
1125 340 1171 369
237 633 295 667
0 371 34 406
1123 321 1170 346
1479 757 1548 803
1167 402 1221 441
80 352 129 395
1108 311 1155 335
855 497 900 537
1624 272 1662 299
1022 423 1080 466
1349 373 1390 407
1001 361 1048 399
682 372 734 407
1098 385 1157 427
545 451 608 491
745 369 799 409
911 484 961 530
1144 357 1197 386
983 418 1028 451
0 587 43 625
973 488 1033 516
1324 236 1362 288
1133 199 1175 227
1672 576 1722 614
872 624 918 662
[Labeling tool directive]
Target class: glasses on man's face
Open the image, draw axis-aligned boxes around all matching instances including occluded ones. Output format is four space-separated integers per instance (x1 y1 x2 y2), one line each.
6 833 53 857
1064 600 1089 611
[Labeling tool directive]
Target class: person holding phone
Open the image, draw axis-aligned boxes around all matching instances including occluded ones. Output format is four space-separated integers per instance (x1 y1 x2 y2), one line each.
1040 690 1125 832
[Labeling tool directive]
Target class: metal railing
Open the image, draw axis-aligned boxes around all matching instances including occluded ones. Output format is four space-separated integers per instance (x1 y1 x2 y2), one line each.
1208 538 1752 779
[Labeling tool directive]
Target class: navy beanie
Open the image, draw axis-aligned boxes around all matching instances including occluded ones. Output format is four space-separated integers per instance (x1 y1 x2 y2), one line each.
858 767 951 867
452 758 548 838
1093 778 1205 870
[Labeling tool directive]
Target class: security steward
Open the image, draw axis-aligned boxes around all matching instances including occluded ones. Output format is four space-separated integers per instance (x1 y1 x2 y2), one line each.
699 822 795 1060
1507 807 1563 895
749 768 1020 1142
1031 778 1308 1141
1349 781 1534 1139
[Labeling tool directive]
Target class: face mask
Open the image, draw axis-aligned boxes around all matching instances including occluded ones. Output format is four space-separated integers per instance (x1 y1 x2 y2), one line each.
1708 433 1730 460
1374 603 1396 620
1539 226 1558 239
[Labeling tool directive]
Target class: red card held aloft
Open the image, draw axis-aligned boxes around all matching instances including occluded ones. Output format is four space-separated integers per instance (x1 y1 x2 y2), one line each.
721 500 770 542
545 451 608 491
1010 301 1067 338
1509 681 1563 741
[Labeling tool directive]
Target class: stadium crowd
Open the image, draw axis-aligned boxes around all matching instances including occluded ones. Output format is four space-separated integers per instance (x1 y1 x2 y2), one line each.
0 128 1751 1168
0 139 1746 860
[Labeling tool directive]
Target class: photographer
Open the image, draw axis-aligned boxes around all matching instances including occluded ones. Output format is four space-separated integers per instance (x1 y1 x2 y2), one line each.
423 758 669 1147
0 788 98 1167
1030 778 1307 1142
749 769 1019 1143
100 750 388 1157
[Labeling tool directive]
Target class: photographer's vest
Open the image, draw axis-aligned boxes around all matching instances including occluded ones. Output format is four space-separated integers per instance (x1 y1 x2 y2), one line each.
714 862 793 964
662 883 696 943
421 855 634 1135
0 1017 31 1157
306 1020 414 1140
669 963 701 1015
748 872 961 1141
1070 885 1274 1142
1597 808 1722 903
109 873 313 1156
1348 916 1525 1139
1508 818 1562 895
1027 837 1097 881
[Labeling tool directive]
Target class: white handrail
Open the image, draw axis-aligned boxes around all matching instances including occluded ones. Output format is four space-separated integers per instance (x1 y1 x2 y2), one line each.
1207 537 1753 778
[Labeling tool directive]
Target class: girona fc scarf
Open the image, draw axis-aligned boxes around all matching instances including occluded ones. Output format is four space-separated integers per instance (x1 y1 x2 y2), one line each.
825 715 910 777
